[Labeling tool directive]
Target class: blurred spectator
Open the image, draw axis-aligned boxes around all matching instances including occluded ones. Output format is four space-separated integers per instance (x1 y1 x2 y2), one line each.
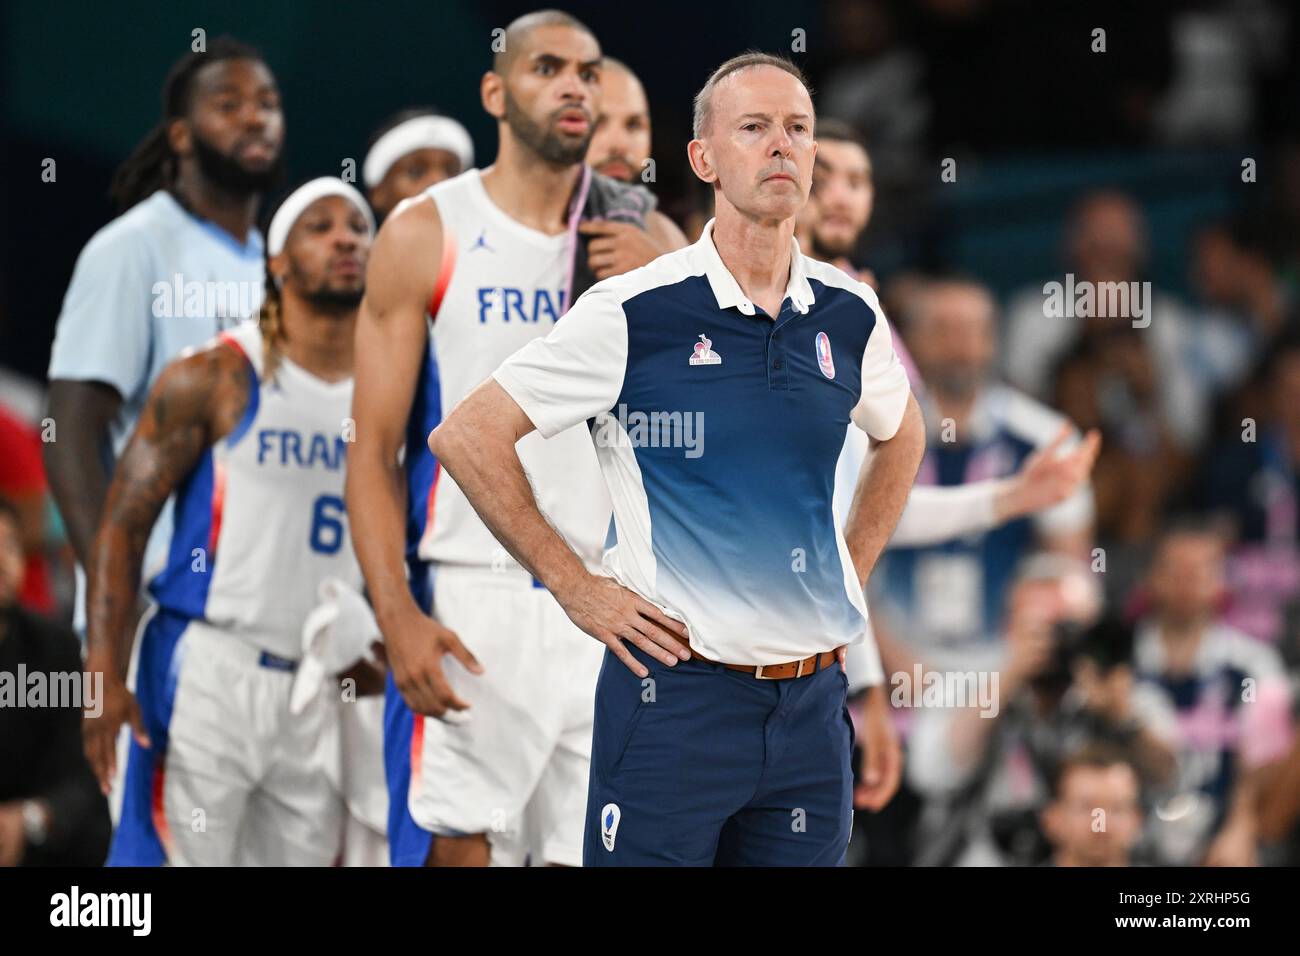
0 405 55 613
0 497 110 866
874 279 1093 665
1190 217 1290 399
1040 744 1145 867
907 554 1176 866
1194 331 1300 645
1004 192 1205 450
1131 524 1294 866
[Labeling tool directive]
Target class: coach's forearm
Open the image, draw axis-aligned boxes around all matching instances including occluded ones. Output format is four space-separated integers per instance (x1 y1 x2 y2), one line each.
845 395 926 587
346 449 420 631
428 419 589 598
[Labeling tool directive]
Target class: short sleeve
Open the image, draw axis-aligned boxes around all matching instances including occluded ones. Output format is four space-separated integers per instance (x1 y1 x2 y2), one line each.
47 226 156 402
850 310 911 440
492 286 629 439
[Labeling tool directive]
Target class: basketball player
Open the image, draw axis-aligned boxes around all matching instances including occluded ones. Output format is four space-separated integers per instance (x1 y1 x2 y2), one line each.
348 9 685 868
586 58 650 184
45 37 284 635
579 57 676 280
364 109 475 220
83 179 376 865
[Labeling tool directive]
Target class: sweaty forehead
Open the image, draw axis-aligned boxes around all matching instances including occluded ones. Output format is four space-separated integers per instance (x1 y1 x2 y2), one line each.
712 66 812 125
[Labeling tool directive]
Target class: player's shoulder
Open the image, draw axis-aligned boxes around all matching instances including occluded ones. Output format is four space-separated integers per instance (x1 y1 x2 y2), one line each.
162 325 258 395
77 191 179 264
376 189 445 251
989 381 1070 446
424 166 480 203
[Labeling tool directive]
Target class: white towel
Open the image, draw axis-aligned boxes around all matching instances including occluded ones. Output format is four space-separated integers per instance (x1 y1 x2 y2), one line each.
293 577 383 715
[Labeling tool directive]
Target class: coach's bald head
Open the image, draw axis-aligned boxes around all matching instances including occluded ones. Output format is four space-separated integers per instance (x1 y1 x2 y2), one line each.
688 53 816 225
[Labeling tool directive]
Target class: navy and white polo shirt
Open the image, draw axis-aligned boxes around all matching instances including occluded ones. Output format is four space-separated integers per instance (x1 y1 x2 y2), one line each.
493 219 911 672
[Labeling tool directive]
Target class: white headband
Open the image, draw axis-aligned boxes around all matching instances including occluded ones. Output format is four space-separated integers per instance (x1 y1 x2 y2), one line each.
362 115 474 187
267 177 375 256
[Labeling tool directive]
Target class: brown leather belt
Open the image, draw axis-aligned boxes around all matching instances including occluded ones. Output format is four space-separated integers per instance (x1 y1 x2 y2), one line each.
691 648 838 680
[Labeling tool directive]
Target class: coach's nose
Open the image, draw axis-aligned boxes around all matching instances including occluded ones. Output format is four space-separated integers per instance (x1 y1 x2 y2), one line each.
769 126 794 159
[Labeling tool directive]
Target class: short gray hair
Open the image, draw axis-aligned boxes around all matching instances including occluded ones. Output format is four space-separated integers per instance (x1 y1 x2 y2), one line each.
692 52 811 140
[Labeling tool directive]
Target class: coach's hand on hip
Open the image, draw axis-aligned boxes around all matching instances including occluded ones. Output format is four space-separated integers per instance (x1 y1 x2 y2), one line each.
384 606 482 718
552 569 691 678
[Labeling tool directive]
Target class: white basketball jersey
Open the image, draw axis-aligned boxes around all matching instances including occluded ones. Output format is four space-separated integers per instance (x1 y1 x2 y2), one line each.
149 321 362 657
405 169 611 569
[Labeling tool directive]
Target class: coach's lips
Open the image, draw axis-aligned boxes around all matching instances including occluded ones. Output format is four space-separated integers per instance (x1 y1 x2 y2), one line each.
764 172 796 184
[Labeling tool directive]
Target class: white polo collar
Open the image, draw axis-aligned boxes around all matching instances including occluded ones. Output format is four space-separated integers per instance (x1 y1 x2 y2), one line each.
694 218 815 316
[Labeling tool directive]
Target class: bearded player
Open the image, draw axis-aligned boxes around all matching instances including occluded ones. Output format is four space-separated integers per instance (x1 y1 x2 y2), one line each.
84 180 376 865
348 9 686 868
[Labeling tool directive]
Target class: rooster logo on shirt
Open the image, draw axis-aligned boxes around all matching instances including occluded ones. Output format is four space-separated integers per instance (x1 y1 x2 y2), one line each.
689 333 722 366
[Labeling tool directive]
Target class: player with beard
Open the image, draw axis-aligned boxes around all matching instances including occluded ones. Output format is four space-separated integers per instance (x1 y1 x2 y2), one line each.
586 58 650 185
84 179 376 865
348 9 684 868
45 37 285 637
579 57 672 280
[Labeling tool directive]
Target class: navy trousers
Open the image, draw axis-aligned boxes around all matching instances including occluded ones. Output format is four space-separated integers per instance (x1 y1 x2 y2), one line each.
583 642 855 866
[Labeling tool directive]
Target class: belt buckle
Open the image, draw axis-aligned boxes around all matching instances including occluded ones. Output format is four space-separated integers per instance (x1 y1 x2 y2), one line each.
754 658 805 680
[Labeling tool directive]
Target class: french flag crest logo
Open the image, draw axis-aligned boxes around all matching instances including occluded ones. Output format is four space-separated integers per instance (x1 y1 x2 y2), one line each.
815 331 835 379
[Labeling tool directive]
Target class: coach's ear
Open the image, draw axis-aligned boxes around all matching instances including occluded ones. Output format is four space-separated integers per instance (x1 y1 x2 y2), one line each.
687 139 717 184
481 70 505 120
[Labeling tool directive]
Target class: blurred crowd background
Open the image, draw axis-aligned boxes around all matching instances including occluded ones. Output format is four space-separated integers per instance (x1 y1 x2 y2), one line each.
4 0 1300 867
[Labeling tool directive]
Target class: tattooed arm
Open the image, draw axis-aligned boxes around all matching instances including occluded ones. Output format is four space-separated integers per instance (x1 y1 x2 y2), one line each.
81 341 249 792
